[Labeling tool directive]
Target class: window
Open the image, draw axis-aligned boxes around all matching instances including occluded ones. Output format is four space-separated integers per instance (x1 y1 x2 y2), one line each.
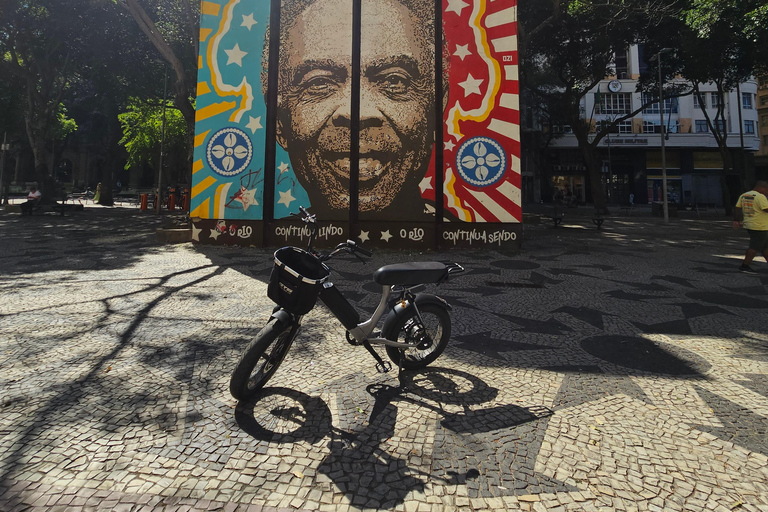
618 120 633 134
643 121 660 133
637 44 649 76
761 95 768 106
598 93 632 115
615 50 629 79
742 93 753 110
694 94 706 109
642 94 678 114
552 124 573 134
713 119 726 133
695 120 709 133
710 92 722 108
761 114 768 127
744 120 755 134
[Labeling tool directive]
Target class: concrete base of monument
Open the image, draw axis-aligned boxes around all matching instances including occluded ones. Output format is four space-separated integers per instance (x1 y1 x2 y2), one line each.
156 227 193 244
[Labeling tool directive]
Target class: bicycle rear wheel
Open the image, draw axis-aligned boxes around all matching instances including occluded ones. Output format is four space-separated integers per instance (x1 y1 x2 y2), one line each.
230 317 296 401
385 303 451 370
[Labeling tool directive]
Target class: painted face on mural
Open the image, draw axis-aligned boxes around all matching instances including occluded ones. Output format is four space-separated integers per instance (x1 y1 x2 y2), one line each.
276 0 435 217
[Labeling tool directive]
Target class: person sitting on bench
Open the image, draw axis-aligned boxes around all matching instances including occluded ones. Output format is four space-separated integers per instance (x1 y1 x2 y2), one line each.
20 186 41 215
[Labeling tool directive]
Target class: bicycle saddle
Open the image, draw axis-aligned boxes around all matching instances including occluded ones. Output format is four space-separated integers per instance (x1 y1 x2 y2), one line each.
373 262 448 286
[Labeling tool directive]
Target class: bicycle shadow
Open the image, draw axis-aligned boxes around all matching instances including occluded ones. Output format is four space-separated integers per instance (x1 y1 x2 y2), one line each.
234 367 552 509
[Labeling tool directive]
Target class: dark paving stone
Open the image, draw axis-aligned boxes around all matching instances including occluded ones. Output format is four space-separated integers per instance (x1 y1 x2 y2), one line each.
490 260 541 271
528 272 564 286
651 275 697 288
732 374 768 400
492 312 571 335
604 290 666 302
632 319 692 336
455 332 558 359
580 335 711 375
686 291 768 309
672 302 733 319
693 385 768 456
545 268 592 277
545 365 651 409
553 306 605 330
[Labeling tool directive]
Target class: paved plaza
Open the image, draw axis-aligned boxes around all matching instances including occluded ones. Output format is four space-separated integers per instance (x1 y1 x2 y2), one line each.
1 206 767 511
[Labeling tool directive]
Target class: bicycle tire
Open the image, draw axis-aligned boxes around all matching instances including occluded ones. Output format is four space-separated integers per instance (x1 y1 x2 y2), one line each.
230 317 296 401
385 303 451 370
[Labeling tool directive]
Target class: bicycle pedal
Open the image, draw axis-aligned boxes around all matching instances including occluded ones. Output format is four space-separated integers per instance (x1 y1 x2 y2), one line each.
375 362 393 373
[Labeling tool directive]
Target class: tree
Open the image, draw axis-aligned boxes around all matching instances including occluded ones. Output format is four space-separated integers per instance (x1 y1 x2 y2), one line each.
114 0 199 184
519 0 684 212
674 0 766 211
118 97 191 186
0 0 85 200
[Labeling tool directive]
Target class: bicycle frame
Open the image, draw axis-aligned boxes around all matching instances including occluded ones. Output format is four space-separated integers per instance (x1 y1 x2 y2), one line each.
287 206 462 351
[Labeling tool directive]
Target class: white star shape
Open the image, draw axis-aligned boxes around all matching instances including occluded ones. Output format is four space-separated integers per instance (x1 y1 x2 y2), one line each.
209 228 221 240
453 44 472 61
419 177 433 194
459 73 484 97
225 44 247 67
380 230 392 242
278 189 296 208
241 13 258 31
444 140 456 152
238 188 259 210
358 231 370 243
191 224 202 241
446 0 469 16
278 162 290 174
245 116 262 134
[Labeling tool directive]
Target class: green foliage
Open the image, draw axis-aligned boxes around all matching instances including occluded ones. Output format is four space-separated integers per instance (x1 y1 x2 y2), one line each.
118 97 189 171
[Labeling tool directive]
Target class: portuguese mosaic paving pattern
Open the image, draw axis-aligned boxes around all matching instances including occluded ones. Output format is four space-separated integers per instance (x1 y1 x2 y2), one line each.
1 209 767 511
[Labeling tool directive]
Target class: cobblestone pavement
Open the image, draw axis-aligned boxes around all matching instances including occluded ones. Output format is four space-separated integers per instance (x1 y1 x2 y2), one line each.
1 207 768 511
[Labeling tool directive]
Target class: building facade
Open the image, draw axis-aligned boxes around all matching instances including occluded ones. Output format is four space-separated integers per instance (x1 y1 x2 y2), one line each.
541 46 761 208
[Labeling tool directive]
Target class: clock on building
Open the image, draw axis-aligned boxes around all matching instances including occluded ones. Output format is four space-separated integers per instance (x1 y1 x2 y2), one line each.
608 80 622 93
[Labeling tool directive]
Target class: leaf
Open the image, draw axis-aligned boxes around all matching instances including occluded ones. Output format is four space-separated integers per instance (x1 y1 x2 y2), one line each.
292 470 305 479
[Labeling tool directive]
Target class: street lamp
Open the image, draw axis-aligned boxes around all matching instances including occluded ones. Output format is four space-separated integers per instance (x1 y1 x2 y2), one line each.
656 48 673 224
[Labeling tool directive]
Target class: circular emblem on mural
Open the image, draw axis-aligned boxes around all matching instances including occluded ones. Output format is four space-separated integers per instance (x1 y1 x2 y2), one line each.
206 127 253 177
455 136 507 187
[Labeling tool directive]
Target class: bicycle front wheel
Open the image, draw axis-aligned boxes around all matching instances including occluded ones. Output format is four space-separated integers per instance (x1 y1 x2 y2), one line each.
385 303 451 370
230 317 296 401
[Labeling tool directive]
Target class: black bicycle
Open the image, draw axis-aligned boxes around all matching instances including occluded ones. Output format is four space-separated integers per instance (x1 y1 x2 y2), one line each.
229 207 465 401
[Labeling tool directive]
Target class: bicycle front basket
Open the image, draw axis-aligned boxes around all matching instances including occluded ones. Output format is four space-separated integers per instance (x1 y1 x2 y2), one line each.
267 247 330 315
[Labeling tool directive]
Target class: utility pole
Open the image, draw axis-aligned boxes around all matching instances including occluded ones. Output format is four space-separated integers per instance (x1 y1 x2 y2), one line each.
656 48 672 225
157 63 168 214
0 133 8 206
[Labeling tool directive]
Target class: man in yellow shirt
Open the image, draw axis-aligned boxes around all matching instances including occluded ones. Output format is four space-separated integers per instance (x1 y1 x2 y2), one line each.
734 181 768 274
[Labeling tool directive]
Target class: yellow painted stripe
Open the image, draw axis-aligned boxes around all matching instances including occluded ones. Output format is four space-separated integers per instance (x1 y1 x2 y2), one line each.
195 101 236 122
192 159 205 173
194 132 209 149
192 175 217 198
197 82 212 96
198 55 203 70
190 198 211 219
200 2 220 16
213 183 228 218
200 28 213 42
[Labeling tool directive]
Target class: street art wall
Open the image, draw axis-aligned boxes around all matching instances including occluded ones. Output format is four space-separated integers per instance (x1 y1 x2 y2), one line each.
191 0 520 248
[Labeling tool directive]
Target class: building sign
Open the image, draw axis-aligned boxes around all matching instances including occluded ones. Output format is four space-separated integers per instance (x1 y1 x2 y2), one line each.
191 0 521 248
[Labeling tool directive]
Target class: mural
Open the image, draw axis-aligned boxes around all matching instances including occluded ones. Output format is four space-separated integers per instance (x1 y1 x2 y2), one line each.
191 0 270 223
192 0 521 248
